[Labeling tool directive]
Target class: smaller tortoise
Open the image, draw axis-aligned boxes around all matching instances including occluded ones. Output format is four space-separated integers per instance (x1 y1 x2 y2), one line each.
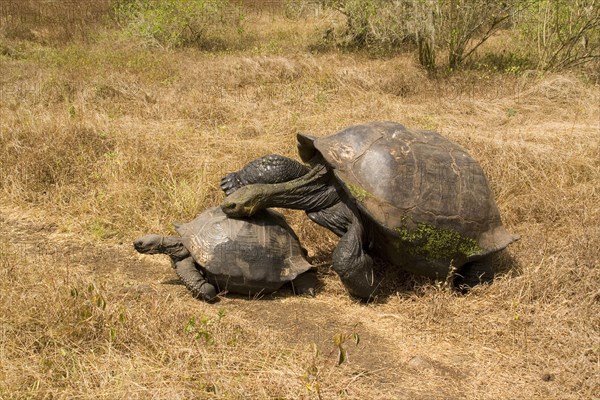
133 207 316 301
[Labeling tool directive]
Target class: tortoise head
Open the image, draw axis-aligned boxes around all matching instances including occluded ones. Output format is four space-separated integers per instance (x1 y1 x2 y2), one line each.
221 164 335 217
133 234 164 254
133 234 187 259
221 185 267 217
297 132 317 163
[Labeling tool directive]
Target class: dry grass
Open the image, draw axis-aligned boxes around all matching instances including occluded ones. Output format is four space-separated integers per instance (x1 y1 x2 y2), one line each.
1 3 599 399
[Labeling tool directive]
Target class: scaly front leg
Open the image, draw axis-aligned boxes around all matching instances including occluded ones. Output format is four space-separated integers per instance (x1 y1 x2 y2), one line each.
174 257 217 302
220 154 309 195
332 217 378 301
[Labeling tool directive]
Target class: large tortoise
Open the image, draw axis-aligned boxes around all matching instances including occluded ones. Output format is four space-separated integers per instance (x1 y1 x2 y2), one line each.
220 121 519 300
133 207 316 301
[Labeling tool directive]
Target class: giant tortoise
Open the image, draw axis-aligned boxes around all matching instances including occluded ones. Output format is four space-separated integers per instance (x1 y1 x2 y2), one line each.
134 207 316 301
220 121 519 300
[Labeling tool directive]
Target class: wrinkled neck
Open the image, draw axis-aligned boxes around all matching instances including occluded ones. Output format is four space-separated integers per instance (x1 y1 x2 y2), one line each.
256 165 341 212
262 178 340 212
222 163 342 217
159 236 189 261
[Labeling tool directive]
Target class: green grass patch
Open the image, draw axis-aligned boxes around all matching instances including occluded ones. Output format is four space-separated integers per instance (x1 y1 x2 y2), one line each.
345 183 369 202
395 223 482 260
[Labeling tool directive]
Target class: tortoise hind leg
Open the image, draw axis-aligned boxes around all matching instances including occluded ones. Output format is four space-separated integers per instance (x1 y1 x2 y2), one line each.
174 257 218 302
291 270 317 297
454 253 501 292
221 154 309 195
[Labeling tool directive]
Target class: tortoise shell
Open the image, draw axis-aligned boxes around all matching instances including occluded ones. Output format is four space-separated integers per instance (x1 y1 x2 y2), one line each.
175 207 311 294
298 122 517 272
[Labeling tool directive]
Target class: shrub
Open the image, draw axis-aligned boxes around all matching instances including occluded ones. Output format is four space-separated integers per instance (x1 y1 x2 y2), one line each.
437 0 517 70
322 0 518 70
517 0 600 70
321 0 599 72
322 0 407 48
113 0 244 49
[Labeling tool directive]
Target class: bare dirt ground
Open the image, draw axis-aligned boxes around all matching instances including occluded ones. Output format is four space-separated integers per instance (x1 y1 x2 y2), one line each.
0 206 430 398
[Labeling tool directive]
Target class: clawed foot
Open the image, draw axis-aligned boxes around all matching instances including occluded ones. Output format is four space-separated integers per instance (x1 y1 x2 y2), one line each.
196 282 219 303
299 287 316 297
293 270 317 297
220 172 241 196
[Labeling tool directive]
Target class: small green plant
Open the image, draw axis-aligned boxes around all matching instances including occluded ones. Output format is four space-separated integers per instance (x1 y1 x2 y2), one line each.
303 344 323 399
183 309 226 344
345 183 369 202
65 282 127 343
511 299 521 321
184 316 213 343
303 329 360 398
333 331 360 366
